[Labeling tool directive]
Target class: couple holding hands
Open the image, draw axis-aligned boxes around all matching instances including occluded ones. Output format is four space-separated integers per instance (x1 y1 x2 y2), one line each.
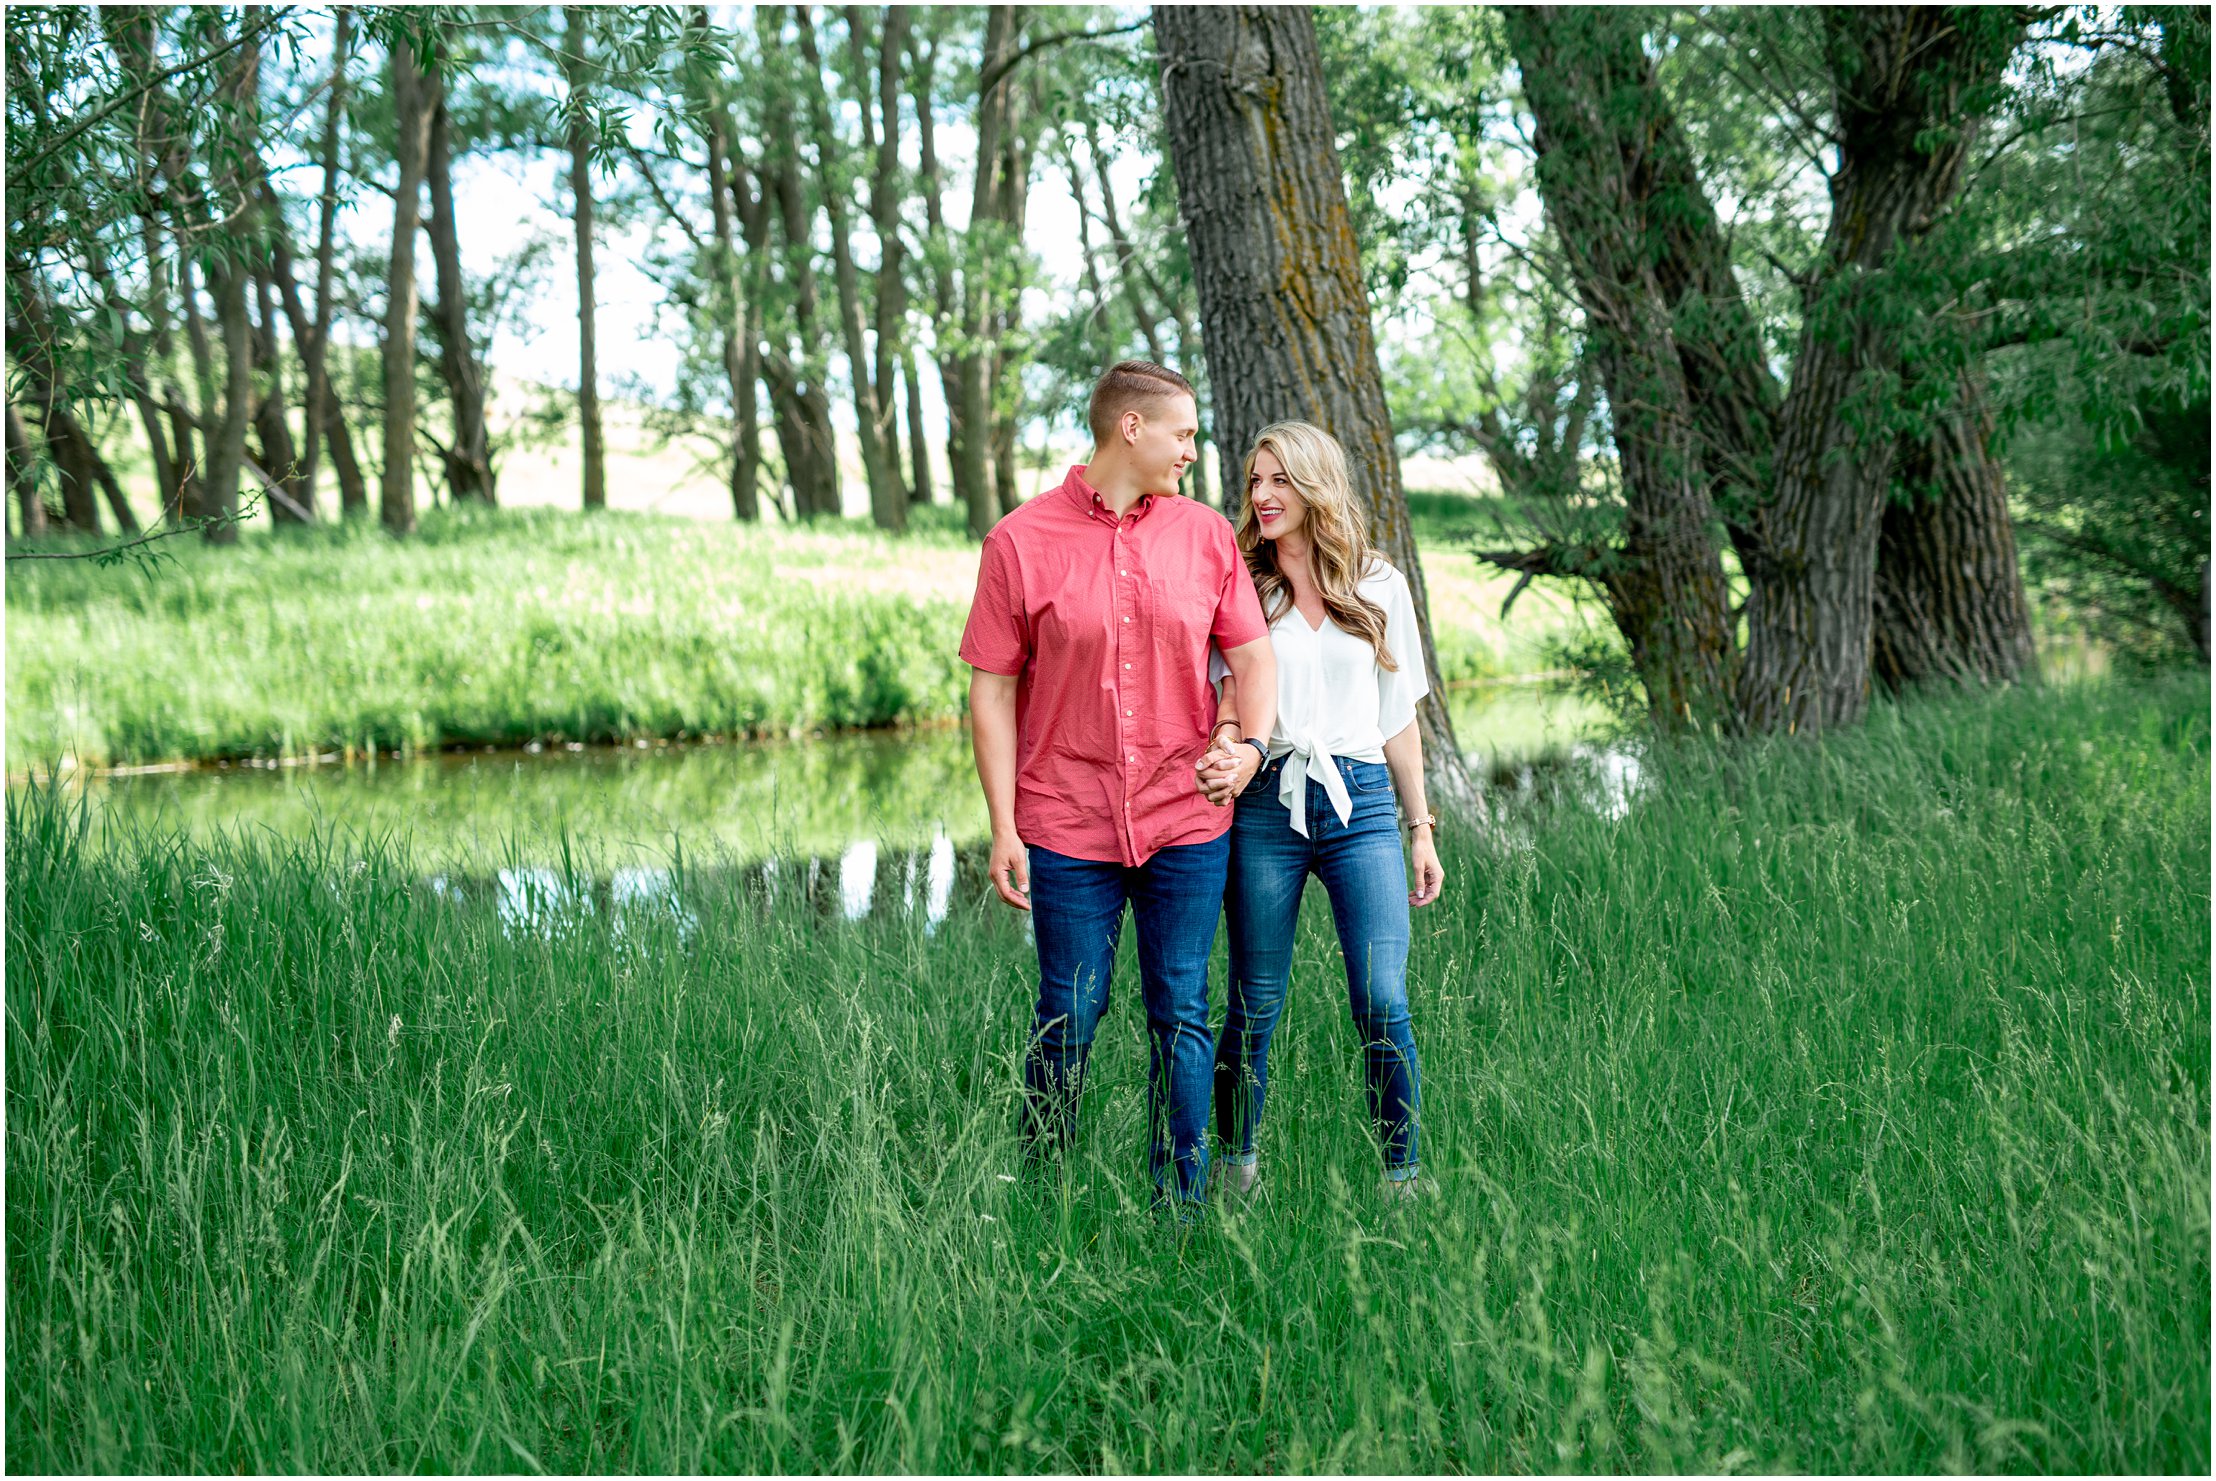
961 360 1445 1216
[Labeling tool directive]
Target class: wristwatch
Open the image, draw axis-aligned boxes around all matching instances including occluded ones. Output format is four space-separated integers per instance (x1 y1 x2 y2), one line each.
1242 738 1269 773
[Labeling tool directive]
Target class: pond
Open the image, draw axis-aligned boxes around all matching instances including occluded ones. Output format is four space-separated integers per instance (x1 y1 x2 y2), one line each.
38 681 1624 931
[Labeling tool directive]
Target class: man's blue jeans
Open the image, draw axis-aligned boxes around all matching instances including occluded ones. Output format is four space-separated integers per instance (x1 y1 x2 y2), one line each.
1024 835 1227 1205
1217 755 1422 1178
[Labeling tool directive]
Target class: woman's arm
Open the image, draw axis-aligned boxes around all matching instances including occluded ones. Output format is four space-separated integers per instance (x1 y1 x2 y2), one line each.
1381 719 1444 907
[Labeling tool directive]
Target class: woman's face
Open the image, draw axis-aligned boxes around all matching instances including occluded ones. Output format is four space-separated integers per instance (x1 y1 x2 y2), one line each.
1248 447 1308 542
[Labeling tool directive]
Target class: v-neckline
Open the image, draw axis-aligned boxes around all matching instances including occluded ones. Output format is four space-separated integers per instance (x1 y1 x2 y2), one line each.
1288 605 1329 636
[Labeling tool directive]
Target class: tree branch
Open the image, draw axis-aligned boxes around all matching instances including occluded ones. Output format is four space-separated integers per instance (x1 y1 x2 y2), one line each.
979 18 1147 102
15 11 285 177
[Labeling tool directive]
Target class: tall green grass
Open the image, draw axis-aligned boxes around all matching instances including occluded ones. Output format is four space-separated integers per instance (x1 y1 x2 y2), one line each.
6 505 975 768
8 674 2208 1472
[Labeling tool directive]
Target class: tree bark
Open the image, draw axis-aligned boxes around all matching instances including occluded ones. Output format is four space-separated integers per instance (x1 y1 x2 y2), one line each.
424 58 495 503
1872 371 2036 688
1154 3 1473 808
5 403 46 538
196 27 259 545
564 6 606 512
251 268 309 521
700 63 763 522
100 6 195 522
1738 7 2021 734
268 226 365 516
1500 8 1740 728
201 254 252 543
989 72 1034 516
382 39 436 535
869 6 915 510
763 83 842 520
903 350 932 505
302 5 354 514
909 25 961 511
956 5 1018 537
796 6 900 527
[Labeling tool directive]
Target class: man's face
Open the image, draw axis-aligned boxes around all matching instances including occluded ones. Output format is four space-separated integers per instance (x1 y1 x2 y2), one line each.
1125 394 1200 497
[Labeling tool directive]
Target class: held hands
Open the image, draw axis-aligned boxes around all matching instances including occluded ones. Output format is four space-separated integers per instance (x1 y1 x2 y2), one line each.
1195 730 1259 806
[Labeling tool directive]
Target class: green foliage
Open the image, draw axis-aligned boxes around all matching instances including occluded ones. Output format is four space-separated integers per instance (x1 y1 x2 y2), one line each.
5 505 973 767
8 674 2206 1471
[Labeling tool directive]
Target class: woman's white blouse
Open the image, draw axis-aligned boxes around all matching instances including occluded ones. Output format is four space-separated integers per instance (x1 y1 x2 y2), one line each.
1211 559 1432 837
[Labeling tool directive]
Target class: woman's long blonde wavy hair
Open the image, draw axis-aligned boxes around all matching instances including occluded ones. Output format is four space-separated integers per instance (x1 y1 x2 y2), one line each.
1236 420 1397 671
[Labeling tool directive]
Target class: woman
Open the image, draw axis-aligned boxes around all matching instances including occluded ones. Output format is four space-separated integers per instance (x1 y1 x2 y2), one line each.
1198 420 1444 1198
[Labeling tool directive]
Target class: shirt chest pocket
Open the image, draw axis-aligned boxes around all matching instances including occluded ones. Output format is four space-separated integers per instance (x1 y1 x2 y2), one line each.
1141 566 1213 653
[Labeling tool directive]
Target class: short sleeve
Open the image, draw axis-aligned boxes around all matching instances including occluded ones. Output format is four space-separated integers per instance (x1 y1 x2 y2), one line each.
1374 564 1431 740
958 531 1029 676
1210 521 1268 650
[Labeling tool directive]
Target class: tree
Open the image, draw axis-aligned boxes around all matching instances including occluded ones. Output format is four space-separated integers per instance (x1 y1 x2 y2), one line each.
1153 3 1473 807
563 6 606 512
423 41 495 503
381 35 436 535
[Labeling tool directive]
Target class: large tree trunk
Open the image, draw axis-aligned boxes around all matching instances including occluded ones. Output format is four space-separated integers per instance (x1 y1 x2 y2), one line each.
564 7 607 512
1872 372 2036 689
1738 7 2021 734
1154 4 1473 808
381 40 436 535
5 403 46 538
796 7 901 528
1499 8 1740 728
909 25 964 512
955 6 1018 536
424 61 495 504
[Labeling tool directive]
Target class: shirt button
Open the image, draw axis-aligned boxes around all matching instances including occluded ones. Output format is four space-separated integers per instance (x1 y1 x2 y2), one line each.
1122 663 1131 669
1128 754 1137 762
1125 709 1134 717
1122 616 1131 624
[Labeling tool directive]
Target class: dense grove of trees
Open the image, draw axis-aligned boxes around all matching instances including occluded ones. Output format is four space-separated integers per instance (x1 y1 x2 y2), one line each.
6 6 2208 739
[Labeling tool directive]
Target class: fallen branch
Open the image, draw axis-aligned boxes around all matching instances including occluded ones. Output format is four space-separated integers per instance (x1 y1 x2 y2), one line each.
8 491 265 565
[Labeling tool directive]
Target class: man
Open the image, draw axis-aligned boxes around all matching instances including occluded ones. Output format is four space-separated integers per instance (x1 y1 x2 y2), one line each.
960 360 1277 1212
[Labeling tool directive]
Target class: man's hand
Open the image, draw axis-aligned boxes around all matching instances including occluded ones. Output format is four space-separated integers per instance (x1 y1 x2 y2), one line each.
988 828 1032 910
1195 734 1259 806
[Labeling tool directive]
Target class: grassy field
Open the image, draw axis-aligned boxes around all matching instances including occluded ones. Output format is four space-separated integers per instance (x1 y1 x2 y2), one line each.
7 672 2206 1472
6 499 1592 771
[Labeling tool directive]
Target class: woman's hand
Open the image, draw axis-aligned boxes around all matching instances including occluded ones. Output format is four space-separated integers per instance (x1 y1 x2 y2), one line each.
1408 828 1444 907
1196 735 1257 806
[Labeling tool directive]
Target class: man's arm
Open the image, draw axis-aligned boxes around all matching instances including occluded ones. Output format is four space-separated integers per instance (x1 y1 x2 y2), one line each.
969 668 1030 910
1221 636 1276 746
1196 636 1276 803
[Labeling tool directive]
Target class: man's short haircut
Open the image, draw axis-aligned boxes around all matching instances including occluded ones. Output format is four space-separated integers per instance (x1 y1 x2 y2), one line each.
1087 360 1195 445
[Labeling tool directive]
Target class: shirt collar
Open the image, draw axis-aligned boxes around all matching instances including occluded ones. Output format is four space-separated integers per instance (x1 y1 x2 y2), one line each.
1063 464 1157 525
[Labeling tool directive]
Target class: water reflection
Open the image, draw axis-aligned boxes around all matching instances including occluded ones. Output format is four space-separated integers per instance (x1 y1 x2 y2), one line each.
44 680 1626 934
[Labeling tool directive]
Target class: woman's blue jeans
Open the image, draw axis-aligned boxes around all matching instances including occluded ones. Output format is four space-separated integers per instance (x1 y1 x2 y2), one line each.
1024 835 1227 1206
1216 755 1422 1178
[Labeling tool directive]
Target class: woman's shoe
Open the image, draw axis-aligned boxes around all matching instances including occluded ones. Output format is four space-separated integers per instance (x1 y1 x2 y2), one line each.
1382 1169 1431 1200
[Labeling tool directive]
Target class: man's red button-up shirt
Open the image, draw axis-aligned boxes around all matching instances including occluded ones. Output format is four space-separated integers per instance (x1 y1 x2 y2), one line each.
959 465 1268 867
